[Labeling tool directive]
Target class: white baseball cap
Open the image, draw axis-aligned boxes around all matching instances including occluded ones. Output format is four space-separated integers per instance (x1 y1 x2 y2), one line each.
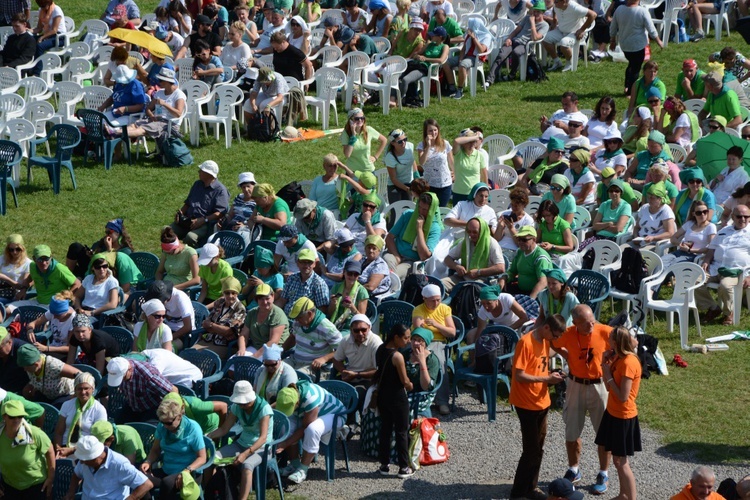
74 436 105 461
199 160 219 178
107 357 130 387
197 243 220 266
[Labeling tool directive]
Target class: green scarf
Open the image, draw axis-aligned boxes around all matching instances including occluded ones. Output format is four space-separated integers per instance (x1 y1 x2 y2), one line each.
674 187 704 226
307 206 325 232
571 165 591 186
330 280 364 324
35 258 59 289
67 395 96 446
603 147 624 159
357 209 381 226
547 291 565 316
334 245 359 261
301 309 325 334
402 192 439 244
136 321 164 352
528 159 566 185
239 396 268 426
461 218 491 271
288 234 309 253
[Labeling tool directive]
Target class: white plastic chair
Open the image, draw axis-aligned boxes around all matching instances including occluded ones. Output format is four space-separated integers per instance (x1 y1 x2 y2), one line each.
652 0 684 48
609 249 663 315
704 0 736 40
174 58 195 88
512 140 546 170
65 42 93 60
371 37 391 59
305 67 346 131
2 118 36 160
37 53 65 86
0 68 21 96
461 13 487 30
467 39 492 98
91 45 114 66
488 18 515 63
573 205 592 241
0 94 26 122
373 168 389 199
18 77 52 102
82 86 113 110
418 62 442 108
361 56 407 116
586 239 622 278
0 27 12 47
77 19 110 46
487 163 518 189
337 51 370 111
197 85 244 148
527 195 543 215
683 99 705 114
49 81 84 126
520 40 543 82
382 200 415 225
667 143 688 166
309 45 342 67
57 16 78 47
455 0 475 23
24 100 55 155
570 24 594 72
643 262 706 349
180 80 211 146
482 133 515 165
65 58 96 86
488 188 511 214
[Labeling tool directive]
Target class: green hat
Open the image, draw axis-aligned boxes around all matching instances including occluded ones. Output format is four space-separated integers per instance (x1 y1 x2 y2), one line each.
255 283 273 296
542 267 567 284
600 166 616 179
516 226 537 239
362 191 380 206
296 248 317 262
221 276 242 294
254 246 275 269
571 148 590 165
647 130 666 145
647 182 668 199
2 400 28 418
608 179 626 192
708 115 727 128
364 234 384 250
479 285 501 301
16 344 41 367
355 171 377 189
33 244 51 259
532 0 546 9
411 327 433 345
0 326 8 344
679 167 707 185
180 470 200 500
547 136 565 153
550 173 570 189
275 387 300 416
90 421 115 442
289 297 315 319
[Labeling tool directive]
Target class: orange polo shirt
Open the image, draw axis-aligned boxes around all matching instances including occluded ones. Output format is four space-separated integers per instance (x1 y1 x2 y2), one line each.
670 483 727 500
509 331 551 411
607 353 641 419
553 323 612 380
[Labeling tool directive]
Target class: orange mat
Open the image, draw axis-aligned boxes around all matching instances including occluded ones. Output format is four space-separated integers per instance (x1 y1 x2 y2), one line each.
281 128 343 142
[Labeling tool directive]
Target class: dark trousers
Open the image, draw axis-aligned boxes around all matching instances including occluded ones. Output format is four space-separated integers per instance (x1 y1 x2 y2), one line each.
623 49 646 95
430 185 452 207
151 468 184 500
0 480 46 500
388 185 412 204
511 406 549 498
378 392 410 468
488 41 527 82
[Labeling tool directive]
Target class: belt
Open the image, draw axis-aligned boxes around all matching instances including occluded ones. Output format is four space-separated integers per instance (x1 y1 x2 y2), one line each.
568 374 602 385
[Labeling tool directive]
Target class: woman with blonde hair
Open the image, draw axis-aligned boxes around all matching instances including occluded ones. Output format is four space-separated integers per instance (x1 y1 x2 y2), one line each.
0 234 31 305
340 108 388 173
251 183 291 241
418 118 454 207
156 226 200 290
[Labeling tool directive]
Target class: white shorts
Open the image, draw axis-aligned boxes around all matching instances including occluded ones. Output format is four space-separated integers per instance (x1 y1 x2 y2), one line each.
562 377 608 442
288 412 337 454
544 28 577 48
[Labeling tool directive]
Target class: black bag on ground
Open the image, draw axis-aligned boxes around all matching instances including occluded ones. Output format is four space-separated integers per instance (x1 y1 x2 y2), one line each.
524 52 547 83
581 248 595 270
475 330 511 375
247 110 279 142
276 182 306 212
611 247 647 294
450 282 484 330
205 465 239 500
398 273 429 306
157 135 193 167
637 333 660 379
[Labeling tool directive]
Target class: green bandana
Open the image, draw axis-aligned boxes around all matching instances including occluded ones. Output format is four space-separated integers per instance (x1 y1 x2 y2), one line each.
68 395 96 446
254 246 275 268
301 309 325 334
402 192 439 244
461 217 491 271
288 234 309 254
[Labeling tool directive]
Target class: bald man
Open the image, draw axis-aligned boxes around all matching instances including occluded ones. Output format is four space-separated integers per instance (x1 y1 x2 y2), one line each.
671 466 726 500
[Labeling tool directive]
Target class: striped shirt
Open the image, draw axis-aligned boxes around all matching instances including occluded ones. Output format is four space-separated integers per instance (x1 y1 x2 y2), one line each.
291 316 342 364
295 380 345 418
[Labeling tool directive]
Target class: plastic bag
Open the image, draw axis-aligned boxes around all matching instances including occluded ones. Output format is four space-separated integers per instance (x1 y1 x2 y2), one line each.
407 417 449 468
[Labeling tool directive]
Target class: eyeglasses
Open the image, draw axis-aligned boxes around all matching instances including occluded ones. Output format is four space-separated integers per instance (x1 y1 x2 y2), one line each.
395 137 407 144
734 215 750 219
648 99 660 104
568 123 582 128
694 210 709 215
362 203 377 209
94 264 109 270
688 179 703 184
517 237 534 242
160 416 181 426
36 256 50 262
7 247 21 253
550 185 562 191
709 125 720 130
351 327 368 333
351 116 365 122
152 314 166 319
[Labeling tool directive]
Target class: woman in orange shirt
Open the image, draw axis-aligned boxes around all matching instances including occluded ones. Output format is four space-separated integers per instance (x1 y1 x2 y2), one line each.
595 326 642 500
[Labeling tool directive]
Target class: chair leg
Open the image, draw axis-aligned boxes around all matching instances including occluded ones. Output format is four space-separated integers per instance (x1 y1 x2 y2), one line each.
380 90 389 116
488 380 497 422
692 307 702 337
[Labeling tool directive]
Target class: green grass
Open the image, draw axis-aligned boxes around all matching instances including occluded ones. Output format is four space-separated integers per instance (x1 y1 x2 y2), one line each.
13 1 750 462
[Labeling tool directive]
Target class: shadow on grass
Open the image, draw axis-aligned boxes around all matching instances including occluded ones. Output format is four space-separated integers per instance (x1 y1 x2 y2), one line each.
655 442 750 465
519 92 607 103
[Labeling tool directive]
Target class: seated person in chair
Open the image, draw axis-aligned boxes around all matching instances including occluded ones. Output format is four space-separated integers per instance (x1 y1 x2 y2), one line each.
243 67 288 132
442 217 505 293
499 226 552 299
125 67 186 148
283 297 342 379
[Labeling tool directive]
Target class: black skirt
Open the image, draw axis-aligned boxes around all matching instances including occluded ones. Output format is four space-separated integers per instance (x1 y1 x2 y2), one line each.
594 410 642 457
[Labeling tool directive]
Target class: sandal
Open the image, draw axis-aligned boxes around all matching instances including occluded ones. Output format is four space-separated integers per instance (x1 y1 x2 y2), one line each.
672 354 688 368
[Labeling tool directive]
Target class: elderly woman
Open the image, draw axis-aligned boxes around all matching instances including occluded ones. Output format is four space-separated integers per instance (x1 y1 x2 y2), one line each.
237 284 289 358
133 299 173 352
328 261 368 330
194 277 247 359
28 292 75 359
156 227 200 290
587 179 633 245
240 247 284 307
624 131 672 192
220 172 257 245
196 243 233 306
53 372 107 458
125 67 187 141
522 137 568 195
663 200 717 267
18 344 79 405
359 235 391 298
74 255 120 321
633 183 676 249
541 174 576 228
243 67 288 124
97 65 148 126
323 228 363 288
674 169 716 227
497 187 536 253
252 344 298 403
344 192 387 255
564 149 596 206
658 96 700 152
340 108 388 173
67 315 121 375
642 160 678 209
710 146 750 206
596 168 640 210
251 183 291 242
0 234 31 305
536 268 579 326
140 398 207 500
208 381 273 500
162 391 226 435
405 327 441 413
468 285 527 346
0 400 55 499
537 200 575 258
412 285 455 415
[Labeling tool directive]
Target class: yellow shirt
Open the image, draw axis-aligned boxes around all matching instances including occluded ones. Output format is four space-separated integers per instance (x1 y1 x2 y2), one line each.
412 303 452 343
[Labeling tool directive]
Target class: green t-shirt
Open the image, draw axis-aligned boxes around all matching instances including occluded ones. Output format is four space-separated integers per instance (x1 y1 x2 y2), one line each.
340 125 381 173
356 34 378 57
540 216 570 254
163 246 197 285
2 393 44 421
244 305 290 350
508 245 553 294
622 126 648 154
704 88 742 123
453 147 487 196
420 42 445 69
596 199 633 237
258 198 291 241
674 70 705 101
299 2 321 22
232 400 274 448
198 259 233 301
29 260 77 304
427 16 463 43
115 252 144 287
114 424 147 463
541 192 577 229
597 180 638 205
393 32 424 59
0 424 50 490
183 396 220 434
405 353 440 389
633 77 667 108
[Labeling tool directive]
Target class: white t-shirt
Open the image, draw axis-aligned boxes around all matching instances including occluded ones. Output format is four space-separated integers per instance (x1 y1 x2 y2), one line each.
594 151 627 174
417 141 453 188
425 0 455 17
680 221 717 251
0 256 31 284
497 210 536 250
165 31 185 54
585 118 618 148
289 32 309 52
81 275 119 310
44 310 76 348
256 22 288 51
165 288 195 332
564 135 590 152
708 224 750 275
555 0 590 34
142 348 203 387
564 169 596 205
274 238 318 274
447 233 504 267
49 5 66 33
59 397 107 444
672 113 693 149
154 88 187 126
712 167 750 205
384 143 416 186
445 201 498 231
345 214 388 255
477 292 520 327
637 204 675 238
220 42 252 68
132 322 173 350
542 109 588 140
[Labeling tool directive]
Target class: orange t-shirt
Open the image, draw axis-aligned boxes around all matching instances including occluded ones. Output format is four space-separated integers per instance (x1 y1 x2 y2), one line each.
553 323 611 380
606 353 641 419
670 484 727 500
509 331 551 411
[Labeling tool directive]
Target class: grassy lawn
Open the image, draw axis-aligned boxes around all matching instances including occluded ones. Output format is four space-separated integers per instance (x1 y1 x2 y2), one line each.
10 0 750 462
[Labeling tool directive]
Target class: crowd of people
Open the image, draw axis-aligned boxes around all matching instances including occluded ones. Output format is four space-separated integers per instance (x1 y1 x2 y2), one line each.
3 0 750 497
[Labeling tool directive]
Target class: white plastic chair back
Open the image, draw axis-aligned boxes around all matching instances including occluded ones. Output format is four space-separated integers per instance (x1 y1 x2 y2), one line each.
65 58 95 85
683 99 705 114
482 133 515 164
0 68 20 95
78 19 110 42
38 53 63 85
514 141 547 170
82 86 113 110
0 27 13 46
455 0 475 22
527 195 543 215
314 66 346 101
588 239 622 273
310 28 326 47
317 45 342 67
128 51 145 65
213 85 244 117
3 118 36 156
725 127 740 138
487 164 518 189
51 81 84 121
0 94 26 122
580 109 595 119
175 58 195 87
382 200 415 223
488 188 511 214
18 77 50 102
25 100 55 137
474 0 488 13
374 168 389 199
461 13 487 29
284 76 301 90
67 42 92 59
92 45 114 65
371 36 391 56
667 143 688 166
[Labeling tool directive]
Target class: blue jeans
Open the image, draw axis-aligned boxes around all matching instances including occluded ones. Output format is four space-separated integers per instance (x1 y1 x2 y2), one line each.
430 185 452 207
35 36 62 57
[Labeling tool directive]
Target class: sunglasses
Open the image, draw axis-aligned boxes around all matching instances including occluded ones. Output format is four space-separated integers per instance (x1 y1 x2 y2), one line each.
734 215 750 219
351 327 368 333
517 237 534 242
351 116 365 122
345 271 360 276
688 179 703 184
648 99 660 104
263 361 279 367
36 256 50 262
568 123 582 128
550 185 563 191
709 125 720 130
160 416 181 426
94 264 109 270
694 210 709 215
290 22 300 26
152 314 166 319
394 137 407 144
7 247 22 253
362 203 377 209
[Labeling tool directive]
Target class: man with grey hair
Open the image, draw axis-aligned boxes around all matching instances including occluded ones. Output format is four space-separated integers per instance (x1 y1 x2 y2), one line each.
670 466 724 500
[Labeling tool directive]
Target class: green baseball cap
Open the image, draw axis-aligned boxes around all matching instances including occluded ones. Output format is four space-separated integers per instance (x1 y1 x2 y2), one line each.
33 245 51 259
275 387 300 416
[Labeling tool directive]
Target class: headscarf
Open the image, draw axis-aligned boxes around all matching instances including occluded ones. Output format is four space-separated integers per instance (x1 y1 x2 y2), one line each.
528 139 566 185
479 284 501 301
469 182 490 205
68 372 97 446
674 168 707 225
290 15 309 34
364 234 385 250
357 191 382 226
402 192 439 244
411 327 433 345
647 182 668 201
221 276 242 294
550 173 570 190
254 246 275 269
570 149 591 185
461 217 491 271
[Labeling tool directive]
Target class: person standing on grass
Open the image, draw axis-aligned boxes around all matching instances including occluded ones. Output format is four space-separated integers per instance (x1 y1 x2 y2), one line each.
509 314 566 500
594 326 642 500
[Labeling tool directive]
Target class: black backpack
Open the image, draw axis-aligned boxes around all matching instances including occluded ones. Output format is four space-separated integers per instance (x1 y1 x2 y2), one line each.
247 110 279 142
398 273 429 306
450 282 484 330
276 182 306 212
611 247 648 294
475 330 511 375
205 466 239 500
524 52 548 83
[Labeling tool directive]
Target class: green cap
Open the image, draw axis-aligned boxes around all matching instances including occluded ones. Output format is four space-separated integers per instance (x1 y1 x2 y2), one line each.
0 326 8 344
550 173 570 189
547 136 565 152
355 171 377 189
542 267 568 284
412 327 433 345
648 130 666 145
2 400 28 418
532 0 546 9
254 246 275 268
275 387 300 416
33 244 51 259
90 420 115 442
516 226 537 239
16 344 41 367
608 179 626 192
180 470 201 500
296 248 316 262
289 297 315 319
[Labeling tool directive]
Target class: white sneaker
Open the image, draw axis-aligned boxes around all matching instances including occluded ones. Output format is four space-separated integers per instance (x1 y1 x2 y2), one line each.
548 59 563 71
562 63 573 72
287 468 308 484
280 463 297 476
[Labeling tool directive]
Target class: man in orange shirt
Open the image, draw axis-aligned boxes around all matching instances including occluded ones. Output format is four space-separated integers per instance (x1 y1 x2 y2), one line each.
509 314 566 500
551 304 612 495
671 466 727 500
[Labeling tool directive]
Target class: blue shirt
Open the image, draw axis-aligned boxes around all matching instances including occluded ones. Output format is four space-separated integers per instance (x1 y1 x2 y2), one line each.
310 175 340 211
74 447 148 499
112 79 148 109
147 62 174 87
184 179 230 219
391 210 442 261
280 272 330 314
154 417 206 475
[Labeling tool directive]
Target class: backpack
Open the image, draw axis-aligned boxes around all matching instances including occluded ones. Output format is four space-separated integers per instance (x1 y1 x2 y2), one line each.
524 52 548 83
276 181 306 212
204 465 239 500
157 136 193 167
247 110 280 142
475 330 511 375
449 282 484 330
611 247 648 294
399 273 430 306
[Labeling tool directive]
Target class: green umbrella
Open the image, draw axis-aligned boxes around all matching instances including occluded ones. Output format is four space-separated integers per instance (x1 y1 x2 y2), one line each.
694 131 750 181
